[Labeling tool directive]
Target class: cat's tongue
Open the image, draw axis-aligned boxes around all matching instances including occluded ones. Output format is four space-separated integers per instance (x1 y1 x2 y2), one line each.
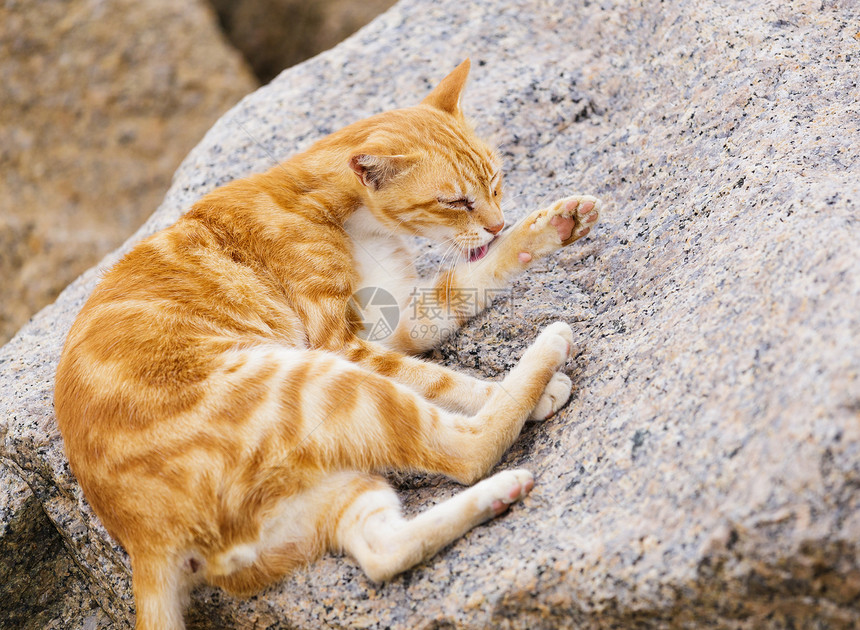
468 243 490 262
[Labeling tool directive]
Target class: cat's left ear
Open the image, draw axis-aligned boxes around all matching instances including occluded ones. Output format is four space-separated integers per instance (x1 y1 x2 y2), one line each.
349 154 415 189
421 59 471 116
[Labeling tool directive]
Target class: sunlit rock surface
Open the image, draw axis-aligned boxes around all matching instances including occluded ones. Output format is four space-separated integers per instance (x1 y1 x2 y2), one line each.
1 0 858 627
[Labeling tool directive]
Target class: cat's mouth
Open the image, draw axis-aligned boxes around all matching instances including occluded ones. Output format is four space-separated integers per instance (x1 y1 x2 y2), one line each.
466 237 496 262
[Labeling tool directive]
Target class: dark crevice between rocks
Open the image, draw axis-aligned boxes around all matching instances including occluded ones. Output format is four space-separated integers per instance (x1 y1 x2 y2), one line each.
206 0 398 84
0 463 113 630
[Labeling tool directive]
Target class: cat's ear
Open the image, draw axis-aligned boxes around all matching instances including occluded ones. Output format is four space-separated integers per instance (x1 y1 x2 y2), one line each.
349 154 415 189
421 59 471 116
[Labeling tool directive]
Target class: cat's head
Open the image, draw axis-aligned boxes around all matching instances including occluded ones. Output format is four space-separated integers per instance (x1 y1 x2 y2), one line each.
349 60 505 262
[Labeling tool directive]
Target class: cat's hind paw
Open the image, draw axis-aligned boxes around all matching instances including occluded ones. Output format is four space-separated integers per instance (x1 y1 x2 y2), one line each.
529 371 572 421
473 469 535 518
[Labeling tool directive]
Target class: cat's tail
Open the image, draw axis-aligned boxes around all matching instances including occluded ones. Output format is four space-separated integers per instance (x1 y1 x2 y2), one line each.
129 550 192 630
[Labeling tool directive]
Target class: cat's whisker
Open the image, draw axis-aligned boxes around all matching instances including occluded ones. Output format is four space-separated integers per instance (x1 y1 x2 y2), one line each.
384 215 410 240
426 239 459 315
429 236 459 275
429 239 460 293
386 236 445 280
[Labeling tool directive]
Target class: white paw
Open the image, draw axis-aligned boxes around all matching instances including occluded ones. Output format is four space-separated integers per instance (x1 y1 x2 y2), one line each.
474 469 535 517
529 371 572 421
534 321 574 369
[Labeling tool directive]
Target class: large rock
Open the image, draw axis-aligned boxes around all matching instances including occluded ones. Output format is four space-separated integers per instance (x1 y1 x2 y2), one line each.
0 0 257 345
2 0 859 627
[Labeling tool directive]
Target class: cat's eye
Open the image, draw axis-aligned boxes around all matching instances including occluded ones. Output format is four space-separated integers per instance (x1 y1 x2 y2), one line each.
440 197 474 211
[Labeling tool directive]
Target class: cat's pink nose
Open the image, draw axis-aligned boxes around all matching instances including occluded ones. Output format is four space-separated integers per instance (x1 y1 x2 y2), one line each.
485 222 505 235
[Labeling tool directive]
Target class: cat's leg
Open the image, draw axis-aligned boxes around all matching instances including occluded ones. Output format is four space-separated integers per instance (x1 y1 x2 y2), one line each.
329 469 534 582
207 538 313 597
225 470 534 585
183 330 568 596
301 322 573 482
314 197 597 415
343 337 497 415
344 317 572 420
387 195 601 355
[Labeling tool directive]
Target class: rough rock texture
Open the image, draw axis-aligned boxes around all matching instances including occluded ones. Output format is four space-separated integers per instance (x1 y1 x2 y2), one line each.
0 461 111 630
2 0 859 627
209 0 398 83
0 0 257 345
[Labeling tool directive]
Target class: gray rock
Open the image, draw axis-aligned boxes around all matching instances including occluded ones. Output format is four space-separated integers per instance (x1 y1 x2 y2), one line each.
1 0 859 627
0 461 112 629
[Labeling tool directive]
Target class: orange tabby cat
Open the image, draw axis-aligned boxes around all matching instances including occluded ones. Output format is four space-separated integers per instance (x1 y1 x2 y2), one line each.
55 60 600 629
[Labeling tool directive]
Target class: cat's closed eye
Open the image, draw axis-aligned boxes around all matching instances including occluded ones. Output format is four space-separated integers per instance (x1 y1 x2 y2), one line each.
440 197 474 211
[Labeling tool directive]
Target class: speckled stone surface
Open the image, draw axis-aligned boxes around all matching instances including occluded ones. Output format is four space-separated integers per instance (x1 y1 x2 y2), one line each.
1 0 859 627
0 461 112 629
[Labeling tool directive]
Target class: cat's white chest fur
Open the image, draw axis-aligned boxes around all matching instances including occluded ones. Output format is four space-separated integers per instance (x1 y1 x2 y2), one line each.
343 206 417 336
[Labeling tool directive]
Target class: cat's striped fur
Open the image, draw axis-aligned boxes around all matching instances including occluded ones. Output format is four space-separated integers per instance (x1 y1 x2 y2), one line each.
55 60 600 629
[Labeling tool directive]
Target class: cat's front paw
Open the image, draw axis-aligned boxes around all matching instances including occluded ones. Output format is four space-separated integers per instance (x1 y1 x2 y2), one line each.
547 195 600 246
517 195 601 260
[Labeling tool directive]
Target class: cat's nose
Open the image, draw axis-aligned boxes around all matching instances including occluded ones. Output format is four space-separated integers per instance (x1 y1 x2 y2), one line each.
485 222 505 235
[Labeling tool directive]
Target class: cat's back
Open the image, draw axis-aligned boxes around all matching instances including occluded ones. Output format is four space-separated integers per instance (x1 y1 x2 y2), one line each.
54 182 311 478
